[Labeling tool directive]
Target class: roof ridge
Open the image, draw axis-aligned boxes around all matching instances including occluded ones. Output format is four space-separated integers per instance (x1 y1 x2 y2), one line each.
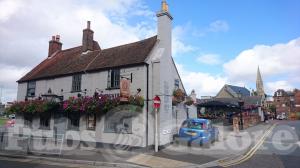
101 35 157 51
61 46 82 52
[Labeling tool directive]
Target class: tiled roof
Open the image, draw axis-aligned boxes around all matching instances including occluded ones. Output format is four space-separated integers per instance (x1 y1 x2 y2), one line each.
227 85 250 97
18 36 157 82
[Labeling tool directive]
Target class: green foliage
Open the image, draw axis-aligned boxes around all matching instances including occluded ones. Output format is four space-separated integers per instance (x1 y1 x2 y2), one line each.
7 100 60 115
268 104 276 113
128 95 144 107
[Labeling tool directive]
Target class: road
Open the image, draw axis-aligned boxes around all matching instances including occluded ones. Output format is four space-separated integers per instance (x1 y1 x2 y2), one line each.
0 121 299 168
0 156 113 168
227 120 300 168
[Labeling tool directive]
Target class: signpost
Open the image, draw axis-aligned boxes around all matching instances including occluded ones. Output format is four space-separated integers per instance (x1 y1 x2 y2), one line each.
153 96 161 152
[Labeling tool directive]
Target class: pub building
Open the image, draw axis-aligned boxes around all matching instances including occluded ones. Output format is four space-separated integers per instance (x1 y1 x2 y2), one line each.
13 1 197 150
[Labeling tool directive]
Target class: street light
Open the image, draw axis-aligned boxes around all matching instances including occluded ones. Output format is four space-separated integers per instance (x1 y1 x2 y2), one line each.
237 92 244 130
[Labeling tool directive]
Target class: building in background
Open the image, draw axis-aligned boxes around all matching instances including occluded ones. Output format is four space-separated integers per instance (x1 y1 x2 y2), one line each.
215 84 250 98
273 89 295 118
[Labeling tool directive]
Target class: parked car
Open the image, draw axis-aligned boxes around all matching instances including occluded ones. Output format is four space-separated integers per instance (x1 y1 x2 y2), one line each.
277 113 287 120
174 118 219 147
8 114 15 119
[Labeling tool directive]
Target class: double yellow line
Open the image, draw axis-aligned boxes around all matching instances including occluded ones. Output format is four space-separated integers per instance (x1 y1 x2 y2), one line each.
219 124 277 167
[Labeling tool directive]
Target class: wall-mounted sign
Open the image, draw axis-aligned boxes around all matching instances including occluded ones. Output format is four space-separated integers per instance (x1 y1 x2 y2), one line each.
120 78 130 102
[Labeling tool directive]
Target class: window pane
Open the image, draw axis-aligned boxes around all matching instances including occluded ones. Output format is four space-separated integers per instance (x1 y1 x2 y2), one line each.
27 81 36 97
110 69 120 88
72 74 82 92
104 114 132 134
87 114 96 130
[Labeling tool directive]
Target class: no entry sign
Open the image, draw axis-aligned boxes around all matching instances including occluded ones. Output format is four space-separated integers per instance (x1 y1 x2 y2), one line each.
153 96 161 109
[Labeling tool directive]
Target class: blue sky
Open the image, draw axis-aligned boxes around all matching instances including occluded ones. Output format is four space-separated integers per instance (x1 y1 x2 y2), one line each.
0 0 300 102
144 0 300 95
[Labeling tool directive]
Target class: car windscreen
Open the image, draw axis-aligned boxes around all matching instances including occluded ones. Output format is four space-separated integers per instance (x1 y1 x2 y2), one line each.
188 121 205 130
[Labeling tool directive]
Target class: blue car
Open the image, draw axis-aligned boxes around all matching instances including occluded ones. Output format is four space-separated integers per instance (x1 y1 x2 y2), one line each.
174 118 219 147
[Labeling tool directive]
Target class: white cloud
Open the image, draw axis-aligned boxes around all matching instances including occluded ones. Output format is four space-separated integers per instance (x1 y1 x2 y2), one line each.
266 81 294 94
172 25 196 56
0 64 30 102
223 38 300 85
176 64 227 97
192 20 229 37
208 20 229 32
197 54 222 65
0 0 156 103
0 0 24 22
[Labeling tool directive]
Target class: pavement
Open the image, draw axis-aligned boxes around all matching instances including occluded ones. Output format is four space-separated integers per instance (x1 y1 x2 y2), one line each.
0 122 274 168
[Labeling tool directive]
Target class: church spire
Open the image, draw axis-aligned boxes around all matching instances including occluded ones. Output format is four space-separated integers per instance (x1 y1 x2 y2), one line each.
256 66 265 97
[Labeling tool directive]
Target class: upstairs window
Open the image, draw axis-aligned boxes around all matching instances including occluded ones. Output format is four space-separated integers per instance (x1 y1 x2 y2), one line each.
107 69 120 89
27 81 36 97
72 74 82 92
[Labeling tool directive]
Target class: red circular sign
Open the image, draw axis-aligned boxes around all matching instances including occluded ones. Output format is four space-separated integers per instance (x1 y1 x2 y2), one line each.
153 96 161 109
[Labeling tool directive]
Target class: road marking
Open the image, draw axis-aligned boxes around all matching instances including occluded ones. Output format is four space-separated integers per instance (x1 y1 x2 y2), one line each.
219 124 277 167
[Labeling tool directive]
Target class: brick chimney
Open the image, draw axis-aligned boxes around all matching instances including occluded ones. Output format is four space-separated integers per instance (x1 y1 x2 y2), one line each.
82 21 94 52
48 35 62 57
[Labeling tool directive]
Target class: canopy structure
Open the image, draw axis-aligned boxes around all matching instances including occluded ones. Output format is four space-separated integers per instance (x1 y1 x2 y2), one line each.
196 97 263 125
197 100 239 108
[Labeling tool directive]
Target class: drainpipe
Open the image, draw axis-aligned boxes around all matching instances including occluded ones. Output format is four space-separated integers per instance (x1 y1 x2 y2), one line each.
146 64 149 148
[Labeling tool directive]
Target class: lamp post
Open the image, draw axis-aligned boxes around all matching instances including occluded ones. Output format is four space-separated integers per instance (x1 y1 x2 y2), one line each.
238 92 244 130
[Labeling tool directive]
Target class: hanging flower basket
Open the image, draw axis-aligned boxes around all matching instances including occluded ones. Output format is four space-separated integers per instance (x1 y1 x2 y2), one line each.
62 94 144 115
184 96 194 106
128 95 144 107
172 89 185 106
7 100 60 115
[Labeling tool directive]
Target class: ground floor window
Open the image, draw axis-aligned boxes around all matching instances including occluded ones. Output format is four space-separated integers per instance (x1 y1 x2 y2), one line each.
24 115 33 128
68 112 80 130
104 115 132 134
86 114 96 130
40 114 51 130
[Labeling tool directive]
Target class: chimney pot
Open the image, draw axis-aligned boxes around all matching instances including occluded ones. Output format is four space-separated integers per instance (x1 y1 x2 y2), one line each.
55 35 60 42
48 35 62 57
87 21 91 29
